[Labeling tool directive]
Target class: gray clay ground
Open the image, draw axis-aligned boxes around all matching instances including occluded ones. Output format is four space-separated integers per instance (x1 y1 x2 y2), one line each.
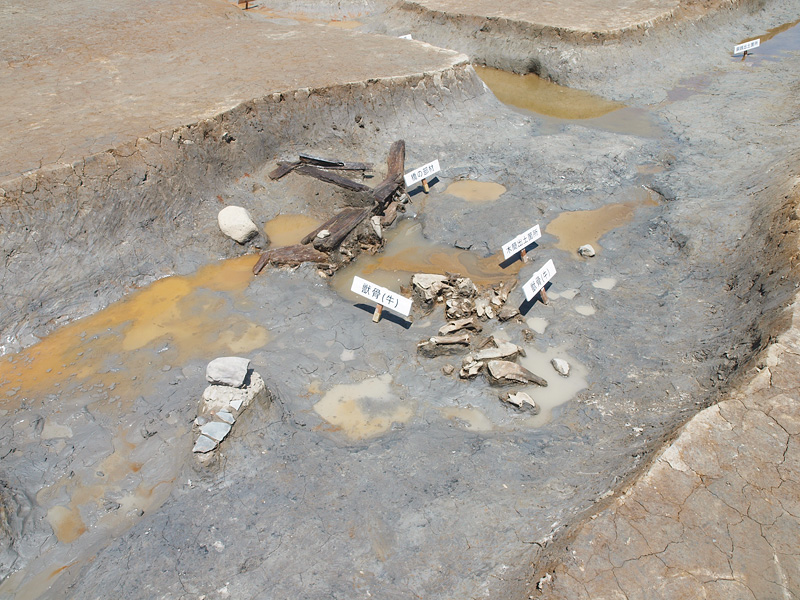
1 1 800 599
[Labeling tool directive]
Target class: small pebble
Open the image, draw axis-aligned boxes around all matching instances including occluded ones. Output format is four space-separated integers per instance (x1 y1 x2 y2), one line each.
578 244 596 258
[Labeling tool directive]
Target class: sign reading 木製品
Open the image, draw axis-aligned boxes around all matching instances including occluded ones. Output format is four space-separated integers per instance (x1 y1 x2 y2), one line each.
734 38 760 55
502 225 541 260
522 259 556 301
351 276 413 317
404 160 441 187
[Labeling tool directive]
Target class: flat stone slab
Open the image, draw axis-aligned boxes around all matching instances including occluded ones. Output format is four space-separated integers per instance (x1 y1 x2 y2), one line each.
0 0 464 179
206 357 251 388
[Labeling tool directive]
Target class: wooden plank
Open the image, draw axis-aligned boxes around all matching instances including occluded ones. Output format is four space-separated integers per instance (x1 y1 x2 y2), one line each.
311 207 372 252
295 165 372 193
371 139 406 206
386 140 405 177
298 154 372 171
301 207 366 245
268 161 300 180
253 245 330 275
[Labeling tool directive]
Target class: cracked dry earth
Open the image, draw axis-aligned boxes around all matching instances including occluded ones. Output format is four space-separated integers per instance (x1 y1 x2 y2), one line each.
541 305 800 600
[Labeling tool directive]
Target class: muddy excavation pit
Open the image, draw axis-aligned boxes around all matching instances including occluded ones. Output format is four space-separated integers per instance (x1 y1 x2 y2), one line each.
1 0 800 598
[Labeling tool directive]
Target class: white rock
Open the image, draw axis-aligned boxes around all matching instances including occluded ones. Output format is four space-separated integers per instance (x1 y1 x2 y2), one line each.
551 358 571 377
218 206 258 244
370 215 382 239
578 244 596 258
206 356 251 387
200 421 232 442
201 371 267 415
316 229 331 239
192 435 218 453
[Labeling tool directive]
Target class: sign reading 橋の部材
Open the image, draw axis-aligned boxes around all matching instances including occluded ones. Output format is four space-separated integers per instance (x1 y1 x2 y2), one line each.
734 38 760 55
404 160 441 187
522 259 556 301
351 276 413 317
502 224 541 260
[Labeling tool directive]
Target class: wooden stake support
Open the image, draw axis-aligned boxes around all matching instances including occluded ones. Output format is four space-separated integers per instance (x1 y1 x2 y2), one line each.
422 178 429 193
520 248 529 262
539 288 549 305
372 304 383 323
741 50 748 61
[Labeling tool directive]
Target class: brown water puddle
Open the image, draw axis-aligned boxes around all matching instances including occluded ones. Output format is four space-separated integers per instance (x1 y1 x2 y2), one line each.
333 220 521 302
327 19 362 29
264 213 322 247
0 254 267 409
445 180 506 202
545 188 658 254
475 66 661 137
313 374 414 439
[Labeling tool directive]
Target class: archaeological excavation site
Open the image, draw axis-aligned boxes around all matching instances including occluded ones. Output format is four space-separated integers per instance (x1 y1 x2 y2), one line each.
1 0 800 598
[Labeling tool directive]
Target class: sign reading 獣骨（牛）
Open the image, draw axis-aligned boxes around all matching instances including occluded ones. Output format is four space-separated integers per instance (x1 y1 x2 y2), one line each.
351 276 413 317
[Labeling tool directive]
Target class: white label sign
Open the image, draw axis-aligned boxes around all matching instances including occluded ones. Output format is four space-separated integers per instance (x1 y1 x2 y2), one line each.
734 38 760 55
404 159 441 187
502 224 541 260
351 276 413 317
522 259 556 301
399 34 413 40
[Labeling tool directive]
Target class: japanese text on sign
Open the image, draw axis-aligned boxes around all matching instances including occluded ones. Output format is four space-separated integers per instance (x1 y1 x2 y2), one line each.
404 159 441 187
733 38 760 55
351 276 413 317
522 259 556 301
502 224 542 260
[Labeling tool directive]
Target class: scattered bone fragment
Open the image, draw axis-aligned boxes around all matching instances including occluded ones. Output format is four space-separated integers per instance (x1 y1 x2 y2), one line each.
417 333 471 357
380 202 399 227
486 360 548 387
439 316 482 336
459 359 484 379
206 356 250 387
500 391 540 414
498 305 519 321
448 275 477 298
218 206 259 244
551 358 571 377
578 244 596 257
445 297 474 320
412 273 450 304
475 297 493 320
442 364 455 375
468 339 524 363
317 229 331 239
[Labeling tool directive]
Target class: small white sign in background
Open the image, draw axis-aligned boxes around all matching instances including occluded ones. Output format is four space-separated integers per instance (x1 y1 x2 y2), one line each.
734 38 760 55
522 259 556 301
351 276 413 317
404 160 441 187
502 224 541 260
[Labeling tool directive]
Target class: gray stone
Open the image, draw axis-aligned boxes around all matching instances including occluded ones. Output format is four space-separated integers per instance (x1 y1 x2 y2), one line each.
498 305 519 321
218 206 258 244
192 435 218 454
216 410 235 424
201 371 268 416
206 356 251 387
199 421 232 442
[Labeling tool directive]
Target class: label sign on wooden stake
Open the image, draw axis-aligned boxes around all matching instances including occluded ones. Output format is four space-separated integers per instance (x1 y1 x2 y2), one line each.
502 224 541 260
734 38 760 55
351 276 413 317
399 34 413 40
404 160 441 187
522 259 556 301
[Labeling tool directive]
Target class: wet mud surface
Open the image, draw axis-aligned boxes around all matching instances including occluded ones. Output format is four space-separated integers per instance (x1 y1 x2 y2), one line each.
2 1 800 598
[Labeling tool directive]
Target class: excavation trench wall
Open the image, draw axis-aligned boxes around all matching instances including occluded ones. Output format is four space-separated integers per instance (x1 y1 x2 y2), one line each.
0 61 478 354
377 0 794 102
